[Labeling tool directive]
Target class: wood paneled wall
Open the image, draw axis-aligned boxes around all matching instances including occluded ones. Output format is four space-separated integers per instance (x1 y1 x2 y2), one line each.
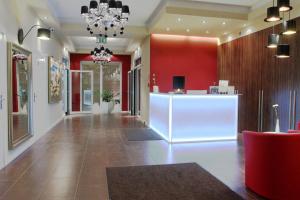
218 17 300 132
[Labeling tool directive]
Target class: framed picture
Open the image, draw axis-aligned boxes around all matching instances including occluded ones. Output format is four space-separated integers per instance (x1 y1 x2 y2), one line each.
48 57 62 104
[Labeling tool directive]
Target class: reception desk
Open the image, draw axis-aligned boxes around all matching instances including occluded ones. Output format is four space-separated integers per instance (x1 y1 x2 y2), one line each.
149 93 239 143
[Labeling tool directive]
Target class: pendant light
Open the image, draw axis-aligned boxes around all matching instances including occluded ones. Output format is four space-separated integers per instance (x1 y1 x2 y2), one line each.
277 0 293 12
282 12 297 35
276 44 290 58
37 28 51 40
265 0 281 22
267 33 280 48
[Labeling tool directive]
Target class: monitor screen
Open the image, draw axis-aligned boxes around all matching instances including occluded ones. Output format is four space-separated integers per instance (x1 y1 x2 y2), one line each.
173 76 185 90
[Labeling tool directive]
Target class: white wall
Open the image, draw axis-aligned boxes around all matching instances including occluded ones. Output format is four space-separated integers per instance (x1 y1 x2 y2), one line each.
0 0 66 168
140 36 150 125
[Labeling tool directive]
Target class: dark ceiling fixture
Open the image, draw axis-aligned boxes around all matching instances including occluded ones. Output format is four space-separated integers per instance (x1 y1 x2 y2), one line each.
277 0 293 12
91 45 113 63
276 44 290 58
264 1 281 22
80 0 130 37
267 33 280 48
265 0 296 58
18 25 52 45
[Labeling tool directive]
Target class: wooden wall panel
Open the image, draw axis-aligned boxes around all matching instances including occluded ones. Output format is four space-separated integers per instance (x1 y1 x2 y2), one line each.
218 17 300 132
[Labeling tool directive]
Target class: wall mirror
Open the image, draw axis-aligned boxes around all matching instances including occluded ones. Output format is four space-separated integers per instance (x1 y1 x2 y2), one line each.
7 43 33 149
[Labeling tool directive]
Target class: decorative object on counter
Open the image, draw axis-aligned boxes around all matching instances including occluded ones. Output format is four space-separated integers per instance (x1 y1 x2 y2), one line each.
173 76 185 94
273 104 280 132
80 0 130 37
101 89 114 113
91 45 113 63
209 86 219 94
152 73 159 93
48 57 63 104
17 25 52 45
264 0 296 58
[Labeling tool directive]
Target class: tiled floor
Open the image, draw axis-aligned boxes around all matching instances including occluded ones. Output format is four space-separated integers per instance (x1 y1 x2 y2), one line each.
0 114 263 200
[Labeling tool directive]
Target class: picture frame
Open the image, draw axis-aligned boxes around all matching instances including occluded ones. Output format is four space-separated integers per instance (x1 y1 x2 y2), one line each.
48 57 62 104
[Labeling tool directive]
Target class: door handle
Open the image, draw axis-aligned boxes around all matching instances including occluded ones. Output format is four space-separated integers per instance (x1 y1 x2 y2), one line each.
33 93 37 102
258 90 261 131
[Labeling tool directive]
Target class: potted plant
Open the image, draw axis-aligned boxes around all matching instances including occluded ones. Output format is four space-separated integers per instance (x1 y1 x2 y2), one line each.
101 89 114 114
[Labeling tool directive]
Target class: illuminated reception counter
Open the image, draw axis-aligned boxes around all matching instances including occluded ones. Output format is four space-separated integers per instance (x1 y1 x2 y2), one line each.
149 93 239 143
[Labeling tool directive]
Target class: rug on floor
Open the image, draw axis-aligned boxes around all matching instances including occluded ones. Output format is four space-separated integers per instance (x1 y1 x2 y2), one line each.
106 163 244 200
124 128 162 141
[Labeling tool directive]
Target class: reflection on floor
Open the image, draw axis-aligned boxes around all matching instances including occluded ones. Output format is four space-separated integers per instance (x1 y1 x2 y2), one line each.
12 114 29 142
0 114 264 200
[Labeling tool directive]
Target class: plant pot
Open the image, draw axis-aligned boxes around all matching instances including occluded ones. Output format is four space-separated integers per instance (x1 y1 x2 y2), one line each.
101 101 114 114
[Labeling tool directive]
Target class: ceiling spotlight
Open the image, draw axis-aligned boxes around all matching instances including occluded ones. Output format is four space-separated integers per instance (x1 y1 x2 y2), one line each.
276 44 290 58
186 29 190 32
166 27 170 31
267 33 280 48
177 18 182 22
206 30 209 34
282 19 297 35
278 0 293 12
202 20 206 24
222 22 226 25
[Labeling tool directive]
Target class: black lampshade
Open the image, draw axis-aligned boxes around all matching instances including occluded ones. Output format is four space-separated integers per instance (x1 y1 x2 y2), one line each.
282 19 297 35
116 1 122 9
267 33 280 48
276 44 290 58
37 28 51 40
89 0 98 9
277 0 293 12
264 7 281 22
100 0 108 6
81 6 88 15
122 5 130 14
108 0 117 9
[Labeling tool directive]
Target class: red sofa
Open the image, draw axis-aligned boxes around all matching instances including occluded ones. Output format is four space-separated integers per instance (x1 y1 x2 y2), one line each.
243 131 300 200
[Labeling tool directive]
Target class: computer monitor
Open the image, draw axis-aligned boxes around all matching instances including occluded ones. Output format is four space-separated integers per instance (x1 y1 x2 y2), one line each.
173 76 185 92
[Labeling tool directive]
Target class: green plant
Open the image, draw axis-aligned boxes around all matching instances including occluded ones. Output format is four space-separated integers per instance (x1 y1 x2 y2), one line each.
101 90 114 102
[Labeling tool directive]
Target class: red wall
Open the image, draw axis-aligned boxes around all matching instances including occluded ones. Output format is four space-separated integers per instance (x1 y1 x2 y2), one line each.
70 53 131 111
150 34 218 92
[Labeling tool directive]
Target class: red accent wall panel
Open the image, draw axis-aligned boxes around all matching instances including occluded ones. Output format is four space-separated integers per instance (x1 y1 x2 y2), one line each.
150 34 218 93
70 53 131 111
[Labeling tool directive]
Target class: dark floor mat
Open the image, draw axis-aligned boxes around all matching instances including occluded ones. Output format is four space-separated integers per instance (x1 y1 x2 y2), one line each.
125 128 163 141
106 163 244 200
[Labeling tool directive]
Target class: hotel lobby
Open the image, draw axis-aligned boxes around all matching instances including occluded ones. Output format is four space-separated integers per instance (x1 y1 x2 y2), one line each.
0 0 300 199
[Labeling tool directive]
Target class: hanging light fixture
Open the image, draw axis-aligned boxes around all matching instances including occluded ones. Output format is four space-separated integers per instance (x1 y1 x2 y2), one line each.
264 0 281 22
282 19 297 35
267 33 280 48
80 0 130 37
276 44 290 58
277 0 293 12
91 45 113 63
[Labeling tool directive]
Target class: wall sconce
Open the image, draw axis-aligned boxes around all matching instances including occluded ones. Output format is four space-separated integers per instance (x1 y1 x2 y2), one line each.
18 25 53 45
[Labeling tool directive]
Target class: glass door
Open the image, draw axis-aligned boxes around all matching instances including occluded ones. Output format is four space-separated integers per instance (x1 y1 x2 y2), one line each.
69 70 93 114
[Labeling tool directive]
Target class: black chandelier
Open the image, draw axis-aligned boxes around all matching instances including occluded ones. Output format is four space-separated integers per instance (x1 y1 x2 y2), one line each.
91 45 113 63
81 0 130 37
264 0 296 58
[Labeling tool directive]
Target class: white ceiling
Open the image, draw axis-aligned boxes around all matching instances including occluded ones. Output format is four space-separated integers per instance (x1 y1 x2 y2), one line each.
32 0 300 53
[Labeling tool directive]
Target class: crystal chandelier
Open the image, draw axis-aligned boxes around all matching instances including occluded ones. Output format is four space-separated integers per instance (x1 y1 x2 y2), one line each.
81 0 130 37
91 46 113 63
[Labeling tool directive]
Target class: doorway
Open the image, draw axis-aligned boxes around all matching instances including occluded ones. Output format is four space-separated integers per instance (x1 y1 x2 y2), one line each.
128 66 141 116
69 70 94 114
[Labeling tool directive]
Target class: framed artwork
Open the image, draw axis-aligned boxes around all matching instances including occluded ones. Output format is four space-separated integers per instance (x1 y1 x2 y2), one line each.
48 57 62 104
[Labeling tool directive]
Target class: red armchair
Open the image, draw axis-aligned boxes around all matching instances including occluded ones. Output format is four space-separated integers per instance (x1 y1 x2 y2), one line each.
243 131 300 200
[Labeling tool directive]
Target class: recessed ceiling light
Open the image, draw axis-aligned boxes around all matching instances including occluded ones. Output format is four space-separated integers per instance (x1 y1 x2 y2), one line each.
223 32 228 35
177 18 182 22
44 16 48 20
186 29 190 32
166 27 170 31
222 22 226 25
206 30 209 34
243 24 247 27
246 28 252 34
202 20 207 24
